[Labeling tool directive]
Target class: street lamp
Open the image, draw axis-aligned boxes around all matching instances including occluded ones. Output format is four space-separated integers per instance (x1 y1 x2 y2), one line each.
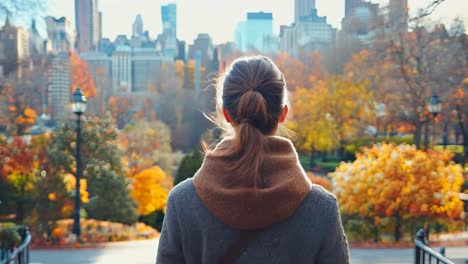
424 95 442 149
71 87 87 238
427 95 441 118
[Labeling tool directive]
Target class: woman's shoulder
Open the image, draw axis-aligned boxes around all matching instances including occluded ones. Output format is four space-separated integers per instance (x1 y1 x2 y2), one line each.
300 184 339 217
167 178 197 204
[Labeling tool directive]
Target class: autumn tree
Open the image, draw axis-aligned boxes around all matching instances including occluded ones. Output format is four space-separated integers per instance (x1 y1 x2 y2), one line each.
120 119 174 176
331 143 464 242
70 52 96 98
130 166 171 216
288 76 374 160
47 115 138 224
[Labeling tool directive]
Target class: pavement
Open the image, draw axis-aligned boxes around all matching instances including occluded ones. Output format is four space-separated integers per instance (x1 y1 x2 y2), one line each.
30 239 468 264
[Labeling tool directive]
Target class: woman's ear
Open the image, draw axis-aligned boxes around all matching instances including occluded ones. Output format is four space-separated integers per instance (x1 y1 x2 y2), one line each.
222 107 232 124
279 105 288 123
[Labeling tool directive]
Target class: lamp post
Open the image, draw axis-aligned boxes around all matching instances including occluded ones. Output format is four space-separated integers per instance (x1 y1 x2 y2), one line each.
71 87 87 238
425 95 442 149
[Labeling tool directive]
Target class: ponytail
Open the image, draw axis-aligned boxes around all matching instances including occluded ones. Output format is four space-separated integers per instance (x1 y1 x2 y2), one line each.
208 56 287 188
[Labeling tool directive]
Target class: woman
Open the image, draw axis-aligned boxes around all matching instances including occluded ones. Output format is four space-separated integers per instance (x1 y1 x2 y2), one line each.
157 56 349 264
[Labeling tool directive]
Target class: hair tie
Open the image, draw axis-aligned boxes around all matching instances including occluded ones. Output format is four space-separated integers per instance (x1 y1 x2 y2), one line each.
239 119 250 125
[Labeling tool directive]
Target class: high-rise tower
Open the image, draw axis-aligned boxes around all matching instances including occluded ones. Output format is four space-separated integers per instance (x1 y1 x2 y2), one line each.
75 0 100 52
132 14 143 37
295 0 316 22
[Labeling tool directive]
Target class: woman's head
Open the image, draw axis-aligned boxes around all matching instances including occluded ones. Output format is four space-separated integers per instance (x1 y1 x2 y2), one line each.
221 56 288 134
212 56 289 187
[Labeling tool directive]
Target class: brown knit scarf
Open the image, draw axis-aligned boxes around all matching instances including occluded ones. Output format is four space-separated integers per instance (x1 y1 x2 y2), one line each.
193 136 312 230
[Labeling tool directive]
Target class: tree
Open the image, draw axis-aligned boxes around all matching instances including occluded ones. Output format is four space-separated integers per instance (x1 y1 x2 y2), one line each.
331 143 464 242
0 137 38 222
120 119 174 176
47 115 138 224
174 150 204 186
130 166 171 216
288 76 374 160
70 52 96 98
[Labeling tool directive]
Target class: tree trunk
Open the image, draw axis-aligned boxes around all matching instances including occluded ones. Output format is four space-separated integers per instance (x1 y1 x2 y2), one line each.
394 216 402 242
414 121 423 149
423 122 430 150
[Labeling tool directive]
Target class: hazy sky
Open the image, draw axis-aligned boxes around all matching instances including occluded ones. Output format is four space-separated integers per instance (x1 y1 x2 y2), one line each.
13 0 468 44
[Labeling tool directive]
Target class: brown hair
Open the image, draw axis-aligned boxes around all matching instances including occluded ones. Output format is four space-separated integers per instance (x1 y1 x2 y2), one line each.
208 56 289 188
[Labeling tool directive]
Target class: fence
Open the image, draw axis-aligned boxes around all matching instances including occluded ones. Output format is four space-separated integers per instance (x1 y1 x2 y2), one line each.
0 226 31 264
414 229 454 264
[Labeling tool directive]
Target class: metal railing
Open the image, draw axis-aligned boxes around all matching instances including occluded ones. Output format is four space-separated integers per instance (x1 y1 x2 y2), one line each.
414 229 454 264
0 226 31 264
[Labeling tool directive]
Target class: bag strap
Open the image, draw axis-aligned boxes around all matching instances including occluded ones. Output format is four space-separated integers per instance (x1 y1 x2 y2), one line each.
218 229 262 264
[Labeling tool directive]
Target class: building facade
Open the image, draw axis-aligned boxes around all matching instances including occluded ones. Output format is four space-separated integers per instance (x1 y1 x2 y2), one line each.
295 0 316 22
48 52 71 122
132 48 172 93
111 45 132 93
161 3 177 57
0 17 30 79
45 16 76 53
132 14 144 37
75 0 100 53
235 12 274 53
280 7 335 56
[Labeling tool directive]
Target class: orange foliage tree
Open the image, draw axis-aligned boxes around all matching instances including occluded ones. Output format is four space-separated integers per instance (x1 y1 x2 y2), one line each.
130 166 172 216
70 52 96 98
331 143 464 242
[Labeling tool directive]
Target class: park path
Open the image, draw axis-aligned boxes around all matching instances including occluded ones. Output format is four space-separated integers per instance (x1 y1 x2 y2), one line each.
31 238 467 264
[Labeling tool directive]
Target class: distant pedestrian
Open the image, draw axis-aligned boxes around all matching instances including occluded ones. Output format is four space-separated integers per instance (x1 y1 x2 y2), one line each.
157 56 349 264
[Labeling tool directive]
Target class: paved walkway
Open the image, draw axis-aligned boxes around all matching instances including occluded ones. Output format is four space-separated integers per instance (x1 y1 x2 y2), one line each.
30 239 468 264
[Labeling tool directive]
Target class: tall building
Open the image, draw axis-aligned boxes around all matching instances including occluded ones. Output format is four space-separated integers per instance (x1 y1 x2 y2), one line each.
48 52 71 122
295 0 316 22
80 51 112 114
132 48 172 93
161 4 177 39
45 16 76 53
280 7 335 56
111 45 132 93
341 0 379 43
161 3 177 57
345 0 363 16
0 16 30 79
29 20 45 55
75 0 100 53
235 12 274 53
389 0 408 33
132 14 143 37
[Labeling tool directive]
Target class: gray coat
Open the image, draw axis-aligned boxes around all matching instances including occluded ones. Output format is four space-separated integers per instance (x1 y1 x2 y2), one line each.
156 179 349 264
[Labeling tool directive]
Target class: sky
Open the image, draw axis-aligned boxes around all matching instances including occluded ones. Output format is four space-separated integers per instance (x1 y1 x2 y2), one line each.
6 0 468 44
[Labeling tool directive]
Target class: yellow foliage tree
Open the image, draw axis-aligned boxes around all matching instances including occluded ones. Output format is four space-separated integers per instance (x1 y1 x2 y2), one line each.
130 166 171 216
330 143 464 241
288 76 374 157
63 173 89 204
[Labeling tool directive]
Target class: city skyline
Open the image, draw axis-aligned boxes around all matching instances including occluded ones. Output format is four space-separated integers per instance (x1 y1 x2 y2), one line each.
41 0 468 44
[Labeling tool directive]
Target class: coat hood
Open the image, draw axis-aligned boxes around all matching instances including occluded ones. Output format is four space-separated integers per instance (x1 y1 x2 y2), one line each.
193 136 312 230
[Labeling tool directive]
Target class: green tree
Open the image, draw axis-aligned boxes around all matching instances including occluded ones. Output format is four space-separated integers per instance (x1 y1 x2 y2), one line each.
47 115 138 224
174 150 204 186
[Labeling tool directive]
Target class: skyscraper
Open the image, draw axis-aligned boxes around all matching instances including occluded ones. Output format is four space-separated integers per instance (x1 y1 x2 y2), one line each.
48 52 71 122
345 0 363 16
161 3 177 57
45 17 76 53
0 16 30 79
389 0 408 33
75 0 100 53
132 14 143 37
112 45 132 93
295 0 316 22
235 12 274 53
161 4 177 39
